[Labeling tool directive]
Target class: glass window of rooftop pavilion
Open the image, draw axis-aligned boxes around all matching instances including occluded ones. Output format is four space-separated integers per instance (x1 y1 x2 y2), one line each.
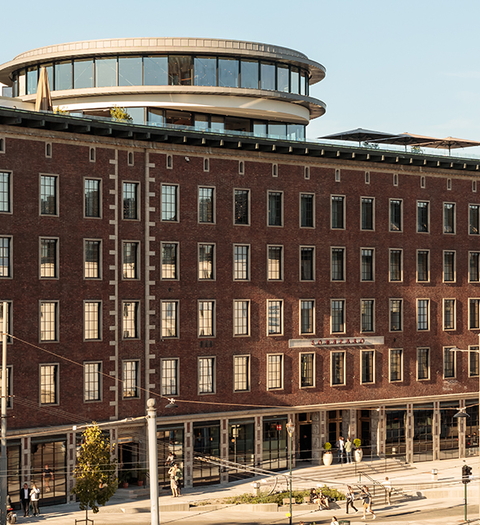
144 56 168 85
74 59 94 89
240 60 259 89
260 62 276 90
26 67 38 95
119 56 142 86
194 57 217 86
96 58 117 87
54 61 72 91
218 58 239 88
169 56 193 85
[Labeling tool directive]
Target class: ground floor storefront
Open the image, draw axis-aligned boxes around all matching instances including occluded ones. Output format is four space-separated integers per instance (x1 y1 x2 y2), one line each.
6 395 479 502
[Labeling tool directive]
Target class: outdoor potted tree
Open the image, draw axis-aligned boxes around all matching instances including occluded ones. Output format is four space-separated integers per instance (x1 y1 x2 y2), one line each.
322 442 333 466
354 438 363 462
136 467 148 487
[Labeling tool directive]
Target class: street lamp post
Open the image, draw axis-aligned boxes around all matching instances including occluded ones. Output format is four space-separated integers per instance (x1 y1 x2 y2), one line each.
146 399 160 525
286 419 295 525
0 301 8 525
452 335 480 524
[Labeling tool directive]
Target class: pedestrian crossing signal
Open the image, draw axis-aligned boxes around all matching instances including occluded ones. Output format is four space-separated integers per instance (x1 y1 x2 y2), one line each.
462 465 472 484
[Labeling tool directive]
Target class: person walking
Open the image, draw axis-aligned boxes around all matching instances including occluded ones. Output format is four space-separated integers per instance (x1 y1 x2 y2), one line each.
43 464 54 492
331 517 340 525
30 482 40 516
20 483 30 517
382 476 392 505
360 485 376 520
168 463 181 497
345 485 358 514
345 438 353 463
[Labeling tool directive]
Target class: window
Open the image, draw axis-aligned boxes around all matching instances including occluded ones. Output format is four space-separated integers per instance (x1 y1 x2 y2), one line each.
40 175 58 215
238 161 245 175
123 360 139 398
331 248 345 281
300 353 315 387
166 154 173 169
233 300 250 336
331 299 345 333
417 348 430 380
443 299 456 330
469 346 479 377
0 302 12 344
0 139 4 153
365 171 370 184
267 300 283 335
198 186 215 223
417 299 430 331
268 191 283 226
361 350 374 384
447 178 452 190
198 300 215 337
127 151 133 165
300 246 315 281
361 299 374 332
331 195 345 229
161 242 178 280
267 354 283 389
203 158 209 172
420 176 426 189
84 301 101 340
417 201 429 233
470 252 480 282
161 300 178 338
122 301 139 339
84 362 101 401
233 245 249 280
84 240 101 279
161 358 179 396
361 248 374 281
234 355 250 392
40 364 58 404
89 148 96 162
234 189 249 225
0 172 11 213
0 237 11 278
198 357 215 394
417 250 429 282
40 301 57 341
300 300 315 334
272 164 278 177
389 349 403 382
122 241 139 279
469 298 480 329
443 347 455 378
267 245 283 280
123 182 139 220
443 251 455 282
161 184 178 221
390 299 402 331
389 199 402 231
331 352 345 385
335 169 341 182
198 243 215 279
393 173 398 186
443 202 455 233
470 204 480 234
300 193 314 228
84 179 100 218
39 238 57 278
389 249 402 282
361 198 374 230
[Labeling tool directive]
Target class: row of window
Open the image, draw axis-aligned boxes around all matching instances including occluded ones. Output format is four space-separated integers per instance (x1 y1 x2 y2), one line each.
3 236 480 286
13 54 310 97
3 174 480 236
9 345 479 408
3 296 480 344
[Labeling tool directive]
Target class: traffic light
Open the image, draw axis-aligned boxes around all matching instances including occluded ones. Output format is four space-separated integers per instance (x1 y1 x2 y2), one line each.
462 464 472 484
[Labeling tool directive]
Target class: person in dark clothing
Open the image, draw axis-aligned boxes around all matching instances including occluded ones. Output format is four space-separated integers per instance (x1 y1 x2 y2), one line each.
345 485 358 514
20 483 30 517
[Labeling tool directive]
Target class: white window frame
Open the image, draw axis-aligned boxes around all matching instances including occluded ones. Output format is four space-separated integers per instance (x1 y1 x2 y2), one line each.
443 298 456 331
388 348 403 383
331 351 346 386
299 299 315 335
299 352 315 388
198 356 216 394
233 300 250 337
360 349 375 384
266 354 284 390
198 185 216 224
161 183 179 222
360 196 375 231
161 300 179 338
161 358 179 396
330 299 346 334
267 299 283 336
233 244 250 281
233 355 250 392
84 361 102 402
84 300 102 341
198 243 215 280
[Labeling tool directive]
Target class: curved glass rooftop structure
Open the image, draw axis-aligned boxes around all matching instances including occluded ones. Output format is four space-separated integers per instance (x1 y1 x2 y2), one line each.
0 38 327 140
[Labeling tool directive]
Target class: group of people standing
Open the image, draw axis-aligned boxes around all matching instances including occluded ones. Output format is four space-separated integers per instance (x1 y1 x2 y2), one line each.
337 436 355 463
20 482 41 517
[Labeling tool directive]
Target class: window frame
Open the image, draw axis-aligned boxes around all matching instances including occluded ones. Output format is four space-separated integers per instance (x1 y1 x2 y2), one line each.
40 300 58 342
300 299 315 335
198 300 215 338
300 246 315 281
331 195 345 230
443 347 456 379
331 299 346 334
84 361 102 402
84 300 102 341
233 299 250 337
389 298 403 332
233 244 250 281
389 199 402 232
417 298 430 331
361 349 375 384
198 185 215 224
161 300 179 338
360 247 375 282
267 190 283 227
198 356 216 394
300 352 315 388
266 353 284 390
39 363 59 405
417 200 429 233
416 250 430 282
84 178 101 219
469 251 480 283
417 347 430 381
331 247 345 282
160 241 179 280
469 298 480 330
267 299 283 336
122 359 140 399
468 346 479 378
443 298 456 331
267 245 283 281
234 188 250 226
0 171 12 214
331 351 346 386
469 204 480 235
360 298 375 333
122 181 140 220
360 197 375 231
198 243 215 280
122 301 140 340
300 193 315 228
233 354 251 392
39 174 59 216
161 357 179 396
389 348 403 382
0 236 12 279
443 250 456 283
443 202 456 234
160 183 178 222
389 248 403 282
84 239 102 280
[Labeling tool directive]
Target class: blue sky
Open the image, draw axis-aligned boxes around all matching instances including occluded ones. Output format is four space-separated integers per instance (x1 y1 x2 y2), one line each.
1 0 480 141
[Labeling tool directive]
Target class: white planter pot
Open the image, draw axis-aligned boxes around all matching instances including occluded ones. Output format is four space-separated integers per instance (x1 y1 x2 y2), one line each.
354 449 363 463
323 452 333 466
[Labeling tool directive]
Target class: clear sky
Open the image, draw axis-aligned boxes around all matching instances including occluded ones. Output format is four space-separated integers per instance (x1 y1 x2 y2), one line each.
1 0 480 141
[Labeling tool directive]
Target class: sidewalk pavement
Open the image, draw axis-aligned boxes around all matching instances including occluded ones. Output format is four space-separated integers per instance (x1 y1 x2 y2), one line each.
27 456 480 524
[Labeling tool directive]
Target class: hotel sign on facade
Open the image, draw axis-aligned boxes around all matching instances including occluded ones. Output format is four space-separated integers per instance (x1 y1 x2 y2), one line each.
288 336 385 348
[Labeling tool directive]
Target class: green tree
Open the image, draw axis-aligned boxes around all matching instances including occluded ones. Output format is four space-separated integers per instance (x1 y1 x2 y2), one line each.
110 106 133 122
71 424 117 520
